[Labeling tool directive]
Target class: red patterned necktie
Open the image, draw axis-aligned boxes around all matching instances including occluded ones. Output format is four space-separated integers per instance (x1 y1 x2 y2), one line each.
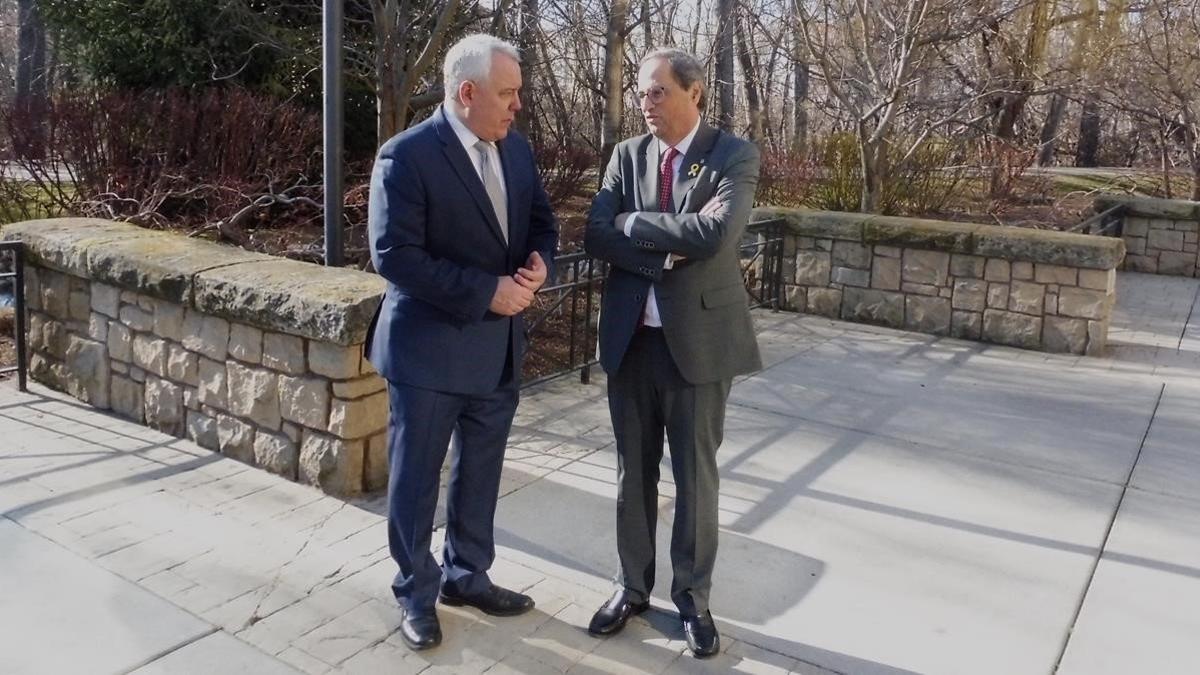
658 146 679 212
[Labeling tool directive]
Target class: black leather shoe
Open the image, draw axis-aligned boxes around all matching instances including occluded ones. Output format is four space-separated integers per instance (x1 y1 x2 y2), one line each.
399 609 441 651
683 611 720 658
587 590 650 636
439 584 534 617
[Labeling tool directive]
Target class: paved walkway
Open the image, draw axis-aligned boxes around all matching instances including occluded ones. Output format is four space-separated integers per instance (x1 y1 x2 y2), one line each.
3 271 1199 675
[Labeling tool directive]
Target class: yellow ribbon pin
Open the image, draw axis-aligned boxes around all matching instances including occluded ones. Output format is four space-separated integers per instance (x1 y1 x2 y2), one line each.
688 163 701 178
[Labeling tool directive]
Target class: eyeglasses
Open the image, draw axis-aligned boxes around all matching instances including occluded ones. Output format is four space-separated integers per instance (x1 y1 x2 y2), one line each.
635 86 670 104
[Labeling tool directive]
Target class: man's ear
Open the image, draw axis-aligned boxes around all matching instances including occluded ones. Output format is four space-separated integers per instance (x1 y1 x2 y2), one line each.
689 83 702 106
458 80 475 107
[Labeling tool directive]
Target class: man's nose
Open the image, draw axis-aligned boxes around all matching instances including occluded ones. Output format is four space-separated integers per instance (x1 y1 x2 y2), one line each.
511 92 522 111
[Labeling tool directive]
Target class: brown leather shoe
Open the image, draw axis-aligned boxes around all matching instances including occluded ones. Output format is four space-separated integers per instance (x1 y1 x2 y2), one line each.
588 590 650 636
439 584 535 617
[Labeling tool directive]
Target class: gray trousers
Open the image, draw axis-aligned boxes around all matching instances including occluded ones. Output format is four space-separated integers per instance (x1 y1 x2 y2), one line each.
607 327 731 617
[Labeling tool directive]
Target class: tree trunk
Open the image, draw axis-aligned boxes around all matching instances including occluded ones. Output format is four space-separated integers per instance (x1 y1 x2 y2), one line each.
1036 93 1068 166
734 14 762 143
1076 94 1101 167
859 125 884 213
600 0 631 173
791 27 809 154
15 0 48 159
713 0 736 131
515 0 539 142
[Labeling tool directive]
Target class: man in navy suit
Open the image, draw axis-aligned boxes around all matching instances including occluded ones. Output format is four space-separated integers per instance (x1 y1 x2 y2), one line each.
365 33 557 651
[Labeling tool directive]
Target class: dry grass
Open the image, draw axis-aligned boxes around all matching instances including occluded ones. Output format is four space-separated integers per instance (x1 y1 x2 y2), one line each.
0 307 14 379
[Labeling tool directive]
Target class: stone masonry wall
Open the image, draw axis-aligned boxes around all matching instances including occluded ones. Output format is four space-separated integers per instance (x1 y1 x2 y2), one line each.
1095 196 1200 277
2 219 387 496
751 208 1125 355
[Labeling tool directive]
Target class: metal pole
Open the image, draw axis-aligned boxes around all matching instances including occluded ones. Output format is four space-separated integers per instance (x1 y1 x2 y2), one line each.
322 0 345 267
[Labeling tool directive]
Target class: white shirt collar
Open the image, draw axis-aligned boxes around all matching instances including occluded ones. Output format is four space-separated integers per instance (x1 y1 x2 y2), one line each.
658 118 702 157
443 103 483 153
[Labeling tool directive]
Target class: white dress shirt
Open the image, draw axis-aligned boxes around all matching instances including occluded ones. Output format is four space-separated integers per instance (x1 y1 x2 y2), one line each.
444 104 507 197
624 118 701 327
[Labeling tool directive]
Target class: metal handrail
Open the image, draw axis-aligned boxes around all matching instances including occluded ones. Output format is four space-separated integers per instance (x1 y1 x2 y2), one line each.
1071 203 1126 237
0 241 28 391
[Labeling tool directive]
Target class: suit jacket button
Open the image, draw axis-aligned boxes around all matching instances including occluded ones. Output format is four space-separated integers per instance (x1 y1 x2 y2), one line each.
634 294 643 302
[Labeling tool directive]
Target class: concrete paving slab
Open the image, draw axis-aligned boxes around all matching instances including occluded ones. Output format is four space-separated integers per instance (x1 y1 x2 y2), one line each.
1057 488 1200 675
130 631 301 675
0 517 211 675
1130 383 1200 501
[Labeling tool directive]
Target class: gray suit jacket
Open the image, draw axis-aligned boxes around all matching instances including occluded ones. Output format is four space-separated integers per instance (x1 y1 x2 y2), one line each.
585 124 762 384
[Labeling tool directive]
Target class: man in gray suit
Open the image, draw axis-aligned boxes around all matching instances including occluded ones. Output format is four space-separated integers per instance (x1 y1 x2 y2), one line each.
583 48 761 658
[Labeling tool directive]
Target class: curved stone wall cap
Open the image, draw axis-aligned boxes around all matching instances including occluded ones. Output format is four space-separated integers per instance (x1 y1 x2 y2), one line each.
863 215 978 254
193 258 385 346
0 218 154 277
750 206 870 241
1094 195 1200 220
972 225 1125 269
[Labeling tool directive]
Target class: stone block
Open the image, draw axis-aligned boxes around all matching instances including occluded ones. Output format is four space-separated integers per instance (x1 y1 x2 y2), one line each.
905 296 951 335
153 300 185 341
65 336 110 409
279 374 331 429
1148 229 1185 251
1011 261 1033 281
226 362 281 429
871 257 901 291
217 414 257 464
1034 264 1077 286
806 288 842 318
328 390 389 440
90 282 121 318
1186 231 1199 244
69 290 91 321
952 279 987 312
1044 293 1058 315
119 305 154 332
1043 316 1088 354
1123 217 1150 237
263 332 306 375
1058 287 1109 320
282 422 302 444
987 283 1009 309
197 357 228 409
130 366 146 383
1086 319 1109 356
228 323 263 364
24 267 41 311
1123 254 1157 273
1124 236 1147 256
42 319 69 360
1158 251 1196 276
1008 281 1045 316
254 431 298 479
794 251 831 286
366 433 390 492
862 215 975 253
950 311 982 340
132 334 168 377
111 376 144 423
166 344 198 386
832 241 872 269
40 271 69 317
144 377 185 436
111 361 128 375
901 282 939 296
783 285 805 312
88 313 109 343
901 250 950 286
309 342 361 379
873 245 902 258
332 375 387 400
1080 266 1113 290
300 431 364 496
982 310 1042 350
984 259 1010 282
107 322 132 363
831 266 870 288
973 226 1125 269
186 411 219 450
950 254 985 279
181 311 230 361
841 288 904 328
183 386 198 410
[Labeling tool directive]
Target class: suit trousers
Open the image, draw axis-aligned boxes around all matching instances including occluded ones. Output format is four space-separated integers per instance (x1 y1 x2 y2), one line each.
607 327 731 617
384 372 518 615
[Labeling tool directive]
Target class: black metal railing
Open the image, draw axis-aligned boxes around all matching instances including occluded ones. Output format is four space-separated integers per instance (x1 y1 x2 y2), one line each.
1071 203 1126 237
0 241 28 391
521 219 787 388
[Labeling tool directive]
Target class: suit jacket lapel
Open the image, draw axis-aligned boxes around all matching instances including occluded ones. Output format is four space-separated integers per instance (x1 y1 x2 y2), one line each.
433 107 509 248
674 124 720 213
637 136 659 212
497 137 518 254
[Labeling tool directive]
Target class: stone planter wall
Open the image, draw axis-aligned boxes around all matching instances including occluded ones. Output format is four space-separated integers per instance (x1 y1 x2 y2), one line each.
1094 196 1200 277
1 219 387 496
751 207 1125 355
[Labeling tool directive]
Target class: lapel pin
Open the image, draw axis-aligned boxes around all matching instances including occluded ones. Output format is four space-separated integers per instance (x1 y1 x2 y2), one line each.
688 163 702 178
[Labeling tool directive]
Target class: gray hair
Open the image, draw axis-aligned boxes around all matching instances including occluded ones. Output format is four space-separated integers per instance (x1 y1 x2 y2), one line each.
443 34 521 105
640 48 706 110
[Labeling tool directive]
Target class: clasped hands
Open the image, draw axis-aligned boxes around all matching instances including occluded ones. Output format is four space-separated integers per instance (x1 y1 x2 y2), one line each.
489 251 547 316
613 196 726 266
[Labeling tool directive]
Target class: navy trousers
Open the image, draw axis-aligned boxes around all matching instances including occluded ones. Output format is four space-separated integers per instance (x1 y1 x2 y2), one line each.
385 374 519 615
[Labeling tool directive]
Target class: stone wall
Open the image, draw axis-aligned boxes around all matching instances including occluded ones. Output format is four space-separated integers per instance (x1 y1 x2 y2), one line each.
2 219 387 496
1094 196 1200 277
751 208 1125 355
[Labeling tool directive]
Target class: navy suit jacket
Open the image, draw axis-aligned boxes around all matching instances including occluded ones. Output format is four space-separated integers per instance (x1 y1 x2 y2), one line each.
365 106 558 395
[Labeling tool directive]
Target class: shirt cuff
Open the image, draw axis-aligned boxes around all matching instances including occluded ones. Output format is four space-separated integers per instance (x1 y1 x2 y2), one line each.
622 212 639 237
